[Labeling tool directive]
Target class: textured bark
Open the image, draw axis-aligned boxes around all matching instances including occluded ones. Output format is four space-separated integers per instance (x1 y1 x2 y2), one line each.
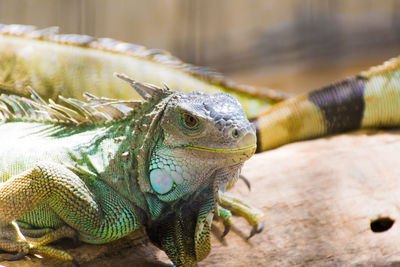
2 130 400 266
202 129 400 266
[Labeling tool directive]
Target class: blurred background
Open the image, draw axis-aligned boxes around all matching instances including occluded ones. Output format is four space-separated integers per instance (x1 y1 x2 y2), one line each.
1 0 399 95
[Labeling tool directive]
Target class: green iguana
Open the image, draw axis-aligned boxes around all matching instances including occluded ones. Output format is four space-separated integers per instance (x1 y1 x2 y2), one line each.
0 73 261 266
0 24 268 267
1 24 400 266
0 24 399 153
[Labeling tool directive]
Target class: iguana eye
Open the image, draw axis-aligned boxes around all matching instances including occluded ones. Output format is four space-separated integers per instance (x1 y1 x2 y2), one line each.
182 113 199 128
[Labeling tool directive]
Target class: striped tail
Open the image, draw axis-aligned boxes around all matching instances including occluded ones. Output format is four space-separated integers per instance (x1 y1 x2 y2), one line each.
253 56 400 152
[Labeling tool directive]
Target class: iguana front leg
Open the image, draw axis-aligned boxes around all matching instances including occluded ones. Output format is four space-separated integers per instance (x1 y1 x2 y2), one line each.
217 192 265 239
0 162 143 261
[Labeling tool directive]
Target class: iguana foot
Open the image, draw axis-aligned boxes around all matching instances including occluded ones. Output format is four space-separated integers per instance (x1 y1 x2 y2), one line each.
17 222 54 238
0 222 75 261
217 192 265 239
20 225 76 246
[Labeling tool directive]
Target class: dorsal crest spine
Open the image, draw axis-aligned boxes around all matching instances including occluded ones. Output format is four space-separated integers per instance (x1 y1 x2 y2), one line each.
0 85 144 126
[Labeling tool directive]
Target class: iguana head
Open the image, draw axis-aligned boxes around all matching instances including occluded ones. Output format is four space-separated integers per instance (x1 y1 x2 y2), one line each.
115 73 256 202
149 90 256 201
116 74 256 266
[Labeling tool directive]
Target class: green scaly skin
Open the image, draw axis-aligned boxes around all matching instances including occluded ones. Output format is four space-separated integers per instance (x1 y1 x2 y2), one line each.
0 75 258 266
254 56 400 151
1 24 399 154
0 24 288 119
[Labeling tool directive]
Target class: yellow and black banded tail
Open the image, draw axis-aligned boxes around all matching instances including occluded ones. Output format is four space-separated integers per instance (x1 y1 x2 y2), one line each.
253 56 400 152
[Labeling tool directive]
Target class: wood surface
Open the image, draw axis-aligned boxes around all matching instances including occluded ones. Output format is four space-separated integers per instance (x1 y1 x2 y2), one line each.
2 129 400 266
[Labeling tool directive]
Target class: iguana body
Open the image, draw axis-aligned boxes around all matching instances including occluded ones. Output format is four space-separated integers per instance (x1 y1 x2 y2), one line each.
0 24 288 119
0 75 259 266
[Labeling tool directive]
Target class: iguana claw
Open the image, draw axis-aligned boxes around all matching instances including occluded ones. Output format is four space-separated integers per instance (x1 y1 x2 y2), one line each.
221 224 231 238
217 206 232 238
248 221 264 240
239 174 251 191
5 251 26 261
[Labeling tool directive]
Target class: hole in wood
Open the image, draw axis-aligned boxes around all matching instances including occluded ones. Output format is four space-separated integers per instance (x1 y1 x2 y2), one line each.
370 217 395 233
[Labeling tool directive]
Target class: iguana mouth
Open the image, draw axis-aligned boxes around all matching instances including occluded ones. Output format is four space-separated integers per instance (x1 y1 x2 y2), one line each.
185 143 256 153
185 130 257 155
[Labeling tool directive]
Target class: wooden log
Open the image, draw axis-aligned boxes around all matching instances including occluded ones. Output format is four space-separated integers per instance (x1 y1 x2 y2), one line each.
202 129 400 266
2 130 400 266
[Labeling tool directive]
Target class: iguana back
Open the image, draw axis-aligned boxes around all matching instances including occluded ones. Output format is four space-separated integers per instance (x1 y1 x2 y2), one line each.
1 24 399 154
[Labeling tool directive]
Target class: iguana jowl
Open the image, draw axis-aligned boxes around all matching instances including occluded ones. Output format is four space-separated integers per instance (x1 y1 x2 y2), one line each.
0 73 259 266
